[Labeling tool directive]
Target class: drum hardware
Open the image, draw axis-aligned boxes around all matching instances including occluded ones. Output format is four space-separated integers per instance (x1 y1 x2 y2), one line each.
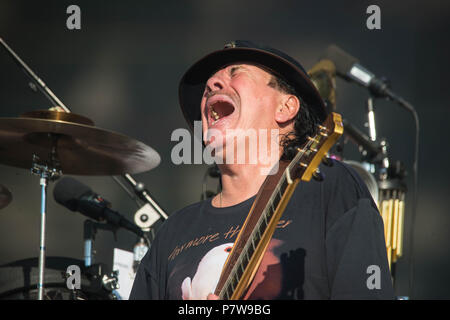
0 184 13 210
102 270 120 297
83 220 119 268
31 146 62 300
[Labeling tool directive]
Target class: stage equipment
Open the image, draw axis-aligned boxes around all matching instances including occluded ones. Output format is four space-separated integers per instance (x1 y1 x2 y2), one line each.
0 37 162 299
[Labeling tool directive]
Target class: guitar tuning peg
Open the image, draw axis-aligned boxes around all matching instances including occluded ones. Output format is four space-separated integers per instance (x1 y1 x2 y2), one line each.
308 136 320 143
312 168 324 181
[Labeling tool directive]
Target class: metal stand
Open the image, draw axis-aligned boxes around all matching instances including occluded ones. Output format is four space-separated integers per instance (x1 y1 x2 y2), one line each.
83 220 118 268
366 96 377 142
122 174 168 220
31 154 61 300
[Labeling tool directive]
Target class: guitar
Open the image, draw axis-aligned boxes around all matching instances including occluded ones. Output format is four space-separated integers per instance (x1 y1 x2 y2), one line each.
213 112 343 300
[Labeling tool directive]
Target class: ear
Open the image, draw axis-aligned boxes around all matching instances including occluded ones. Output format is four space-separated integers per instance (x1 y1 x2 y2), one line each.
274 95 300 124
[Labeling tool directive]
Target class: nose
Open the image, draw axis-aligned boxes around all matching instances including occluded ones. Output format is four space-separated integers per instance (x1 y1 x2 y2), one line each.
205 71 227 92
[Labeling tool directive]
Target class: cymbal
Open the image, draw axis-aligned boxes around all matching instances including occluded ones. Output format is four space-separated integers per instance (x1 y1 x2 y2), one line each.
0 184 12 210
0 110 161 175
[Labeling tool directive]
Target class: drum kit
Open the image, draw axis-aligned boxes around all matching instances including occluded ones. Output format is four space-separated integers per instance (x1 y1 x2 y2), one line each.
0 38 165 300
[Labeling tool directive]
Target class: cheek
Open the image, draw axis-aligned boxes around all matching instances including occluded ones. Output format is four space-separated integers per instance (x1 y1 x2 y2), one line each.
244 94 277 124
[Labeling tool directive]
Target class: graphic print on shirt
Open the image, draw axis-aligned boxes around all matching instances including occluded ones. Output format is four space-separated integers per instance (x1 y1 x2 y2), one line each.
181 243 233 300
180 239 286 300
169 219 293 300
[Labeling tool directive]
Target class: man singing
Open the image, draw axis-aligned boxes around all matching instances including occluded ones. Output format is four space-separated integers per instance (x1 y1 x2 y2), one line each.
130 41 394 300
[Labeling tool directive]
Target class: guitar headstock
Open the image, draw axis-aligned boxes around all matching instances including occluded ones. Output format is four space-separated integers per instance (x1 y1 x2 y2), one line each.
289 112 343 182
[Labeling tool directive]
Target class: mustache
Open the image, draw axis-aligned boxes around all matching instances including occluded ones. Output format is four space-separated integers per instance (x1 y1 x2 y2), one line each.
204 90 226 101
204 90 238 107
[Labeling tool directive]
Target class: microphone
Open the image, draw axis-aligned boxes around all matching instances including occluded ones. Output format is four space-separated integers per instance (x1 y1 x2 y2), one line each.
53 177 144 237
323 44 390 99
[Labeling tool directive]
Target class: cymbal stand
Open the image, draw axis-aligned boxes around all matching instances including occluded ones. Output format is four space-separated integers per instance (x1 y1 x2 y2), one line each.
30 137 62 300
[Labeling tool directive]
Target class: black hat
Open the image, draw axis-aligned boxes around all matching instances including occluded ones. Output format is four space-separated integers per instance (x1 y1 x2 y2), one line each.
179 40 327 130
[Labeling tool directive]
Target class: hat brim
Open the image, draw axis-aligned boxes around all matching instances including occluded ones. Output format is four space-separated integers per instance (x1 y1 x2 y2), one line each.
179 47 327 130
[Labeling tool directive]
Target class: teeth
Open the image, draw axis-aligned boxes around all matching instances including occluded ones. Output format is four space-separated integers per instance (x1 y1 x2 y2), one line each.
209 105 220 121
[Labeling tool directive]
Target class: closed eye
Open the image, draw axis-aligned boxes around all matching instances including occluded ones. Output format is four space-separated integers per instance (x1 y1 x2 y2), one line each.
229 65 245 77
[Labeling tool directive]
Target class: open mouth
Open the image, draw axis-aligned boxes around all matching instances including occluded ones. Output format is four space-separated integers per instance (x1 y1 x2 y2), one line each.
208 98 236 126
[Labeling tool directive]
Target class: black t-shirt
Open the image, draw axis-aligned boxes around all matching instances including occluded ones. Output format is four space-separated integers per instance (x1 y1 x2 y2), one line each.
130 160 395 300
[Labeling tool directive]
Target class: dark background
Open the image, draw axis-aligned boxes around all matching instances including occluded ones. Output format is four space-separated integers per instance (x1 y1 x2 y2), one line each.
0 0 449 299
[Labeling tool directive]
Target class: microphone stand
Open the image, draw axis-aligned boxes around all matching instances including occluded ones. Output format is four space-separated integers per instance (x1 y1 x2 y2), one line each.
0 38 70 113
120 174 168 220
0 37 167 298
367 97 377 143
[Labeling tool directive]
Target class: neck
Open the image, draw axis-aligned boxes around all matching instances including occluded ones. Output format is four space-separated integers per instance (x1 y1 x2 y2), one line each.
215 164 267 207
209 126 290 207
214 144 284 207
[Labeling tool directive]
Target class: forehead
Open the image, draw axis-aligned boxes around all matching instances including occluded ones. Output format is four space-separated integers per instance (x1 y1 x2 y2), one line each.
208 62 273 79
